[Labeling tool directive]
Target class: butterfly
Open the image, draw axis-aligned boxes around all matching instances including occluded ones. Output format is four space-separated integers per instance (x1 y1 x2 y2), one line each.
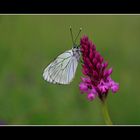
43 26 82 84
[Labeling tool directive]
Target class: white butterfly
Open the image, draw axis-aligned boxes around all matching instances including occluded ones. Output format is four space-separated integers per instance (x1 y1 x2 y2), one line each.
43 27 82 84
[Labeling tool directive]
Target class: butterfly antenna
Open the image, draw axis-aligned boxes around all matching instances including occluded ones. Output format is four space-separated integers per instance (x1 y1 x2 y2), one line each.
70 26 75 45
74 27 82 44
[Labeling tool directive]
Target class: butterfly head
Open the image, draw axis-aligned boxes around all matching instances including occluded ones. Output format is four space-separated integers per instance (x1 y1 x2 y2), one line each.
72 45 80 51
72 45 81 61
69 26 82 61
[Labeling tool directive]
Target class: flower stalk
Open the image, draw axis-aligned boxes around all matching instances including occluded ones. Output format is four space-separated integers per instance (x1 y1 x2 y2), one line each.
79 35 119 125
101 99 113 125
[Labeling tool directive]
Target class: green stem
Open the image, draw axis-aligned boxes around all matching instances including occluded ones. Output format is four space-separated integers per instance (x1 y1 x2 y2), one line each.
101 99 113 125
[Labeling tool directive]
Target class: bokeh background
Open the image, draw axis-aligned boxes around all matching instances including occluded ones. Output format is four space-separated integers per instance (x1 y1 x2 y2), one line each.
0 15 140 125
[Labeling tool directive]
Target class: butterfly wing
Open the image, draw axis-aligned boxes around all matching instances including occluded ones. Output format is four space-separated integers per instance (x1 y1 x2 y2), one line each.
43 49 79 84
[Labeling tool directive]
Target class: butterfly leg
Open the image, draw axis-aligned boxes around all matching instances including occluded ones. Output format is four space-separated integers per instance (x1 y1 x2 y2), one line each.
80 59 84 64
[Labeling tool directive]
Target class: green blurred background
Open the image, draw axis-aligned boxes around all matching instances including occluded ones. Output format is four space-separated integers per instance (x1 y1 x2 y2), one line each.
0 15 140 125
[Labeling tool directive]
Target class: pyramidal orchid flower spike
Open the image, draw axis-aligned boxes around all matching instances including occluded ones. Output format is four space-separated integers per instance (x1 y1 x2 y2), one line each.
79 35 119 125
79 35 119 102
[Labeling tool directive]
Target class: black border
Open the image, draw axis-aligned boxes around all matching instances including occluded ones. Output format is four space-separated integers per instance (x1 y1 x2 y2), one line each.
0 0 140 128
0 1 139 14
